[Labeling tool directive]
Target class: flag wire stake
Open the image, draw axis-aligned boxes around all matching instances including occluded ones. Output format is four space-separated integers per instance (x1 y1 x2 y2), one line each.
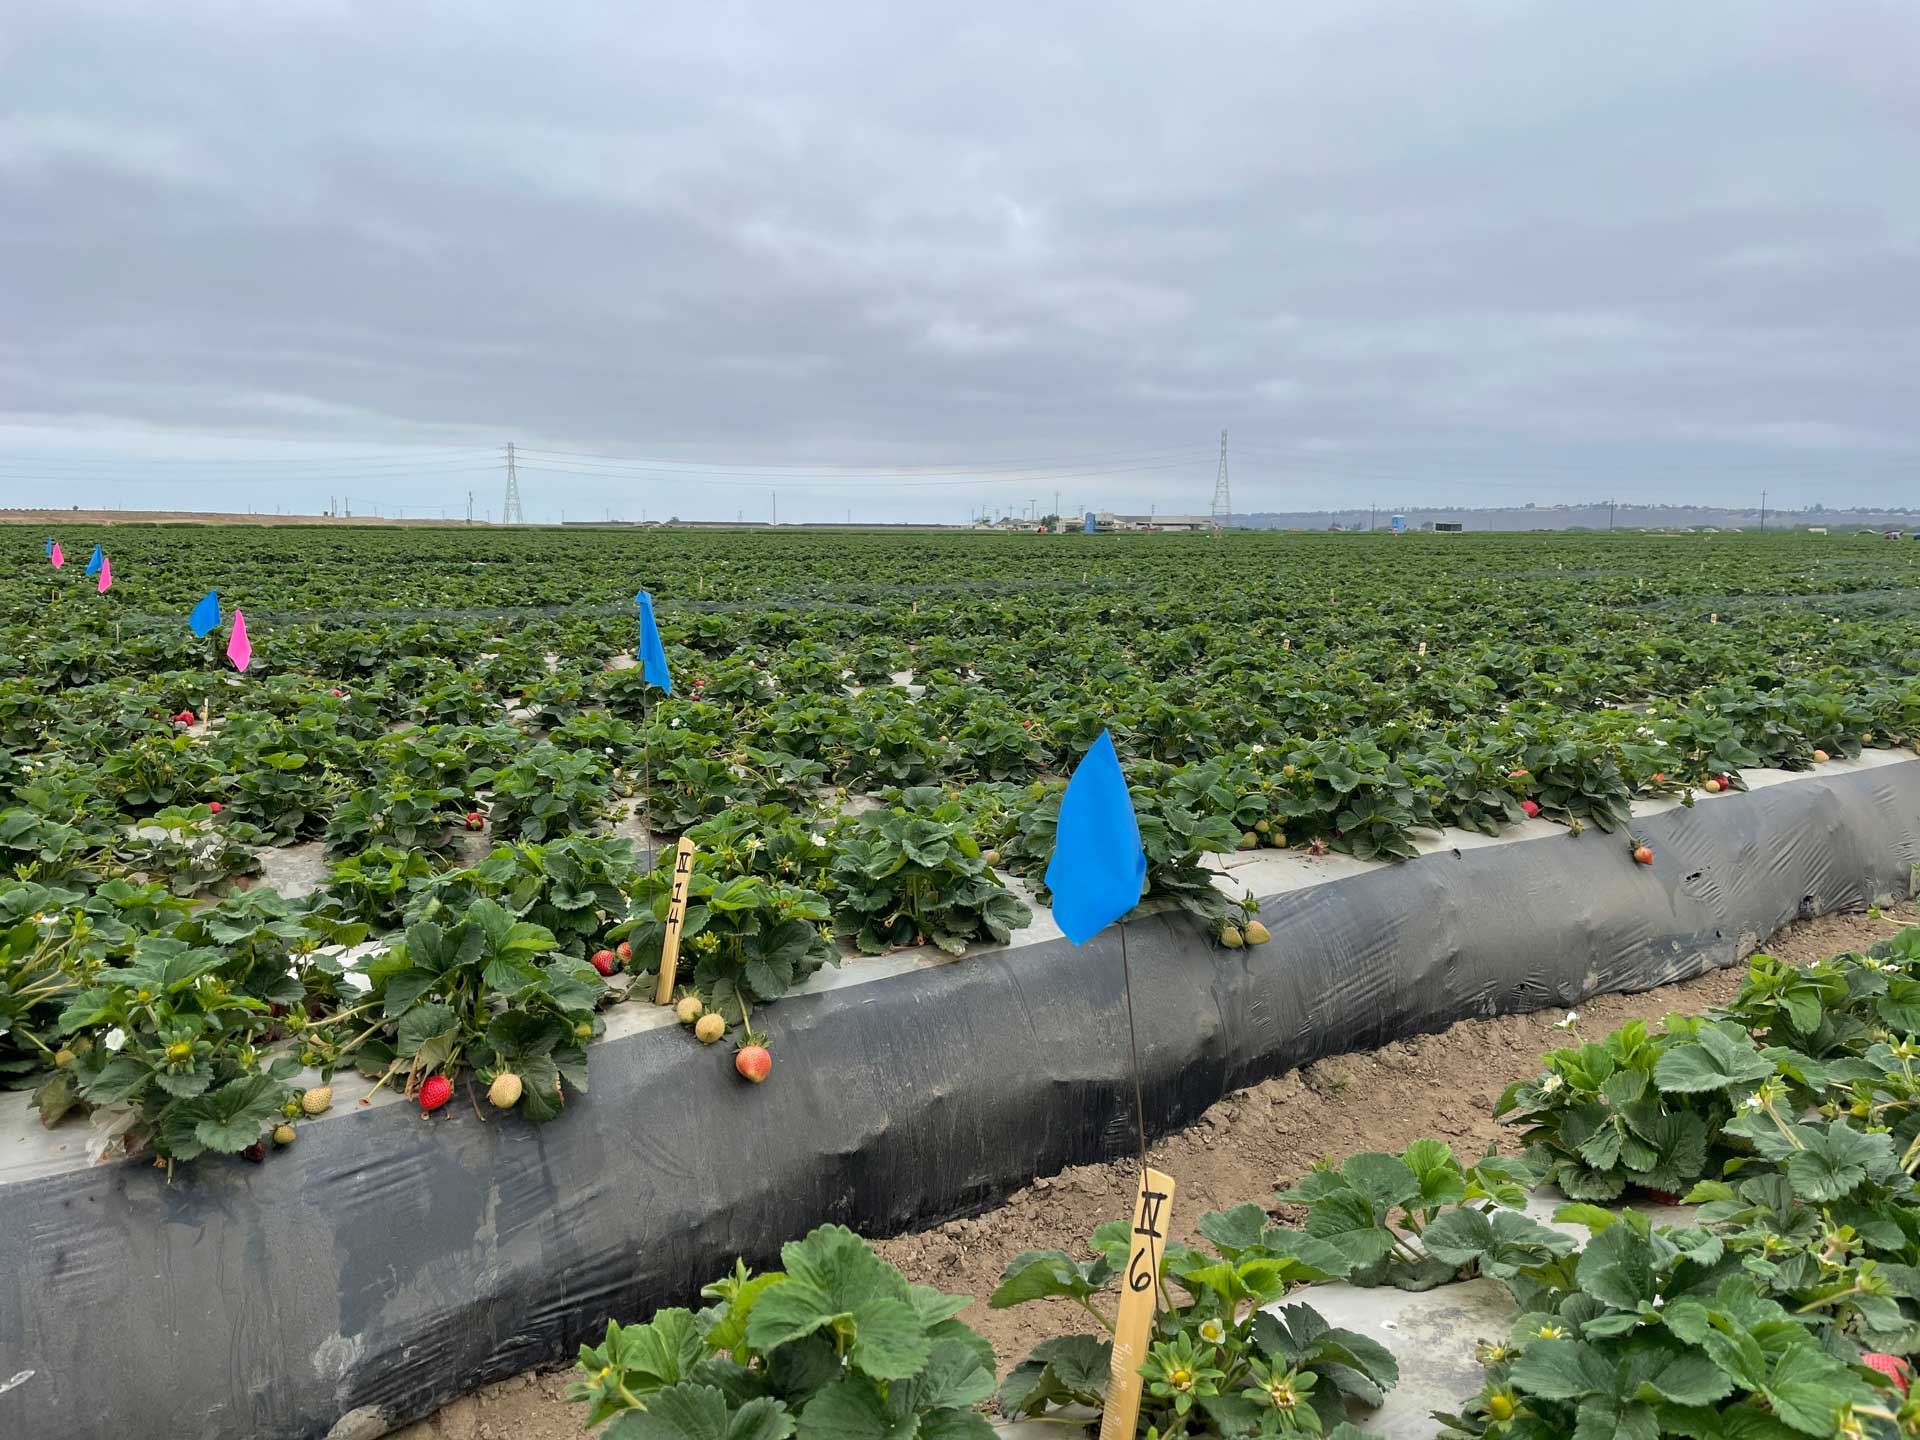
1118 922 1149 1173
640 683 655 875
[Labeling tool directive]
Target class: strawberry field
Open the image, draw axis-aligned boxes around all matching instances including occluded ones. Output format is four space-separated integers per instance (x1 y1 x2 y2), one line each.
3 524 1920 1166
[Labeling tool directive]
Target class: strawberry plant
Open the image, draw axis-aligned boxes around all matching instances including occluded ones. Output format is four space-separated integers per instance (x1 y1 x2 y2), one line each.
52 934 305 1163
570 1225 997 1440
617 866 837 1013
993 1208 1395 1437
118 804 263 895
1277 1141 1562 1290
313 844 442 928
1495 1018 1771 1202
415 836 641 958
1436 1213 1893 1440
332 896 607 1119
323 779 467 857
479 742 614 842
829 807 1031 955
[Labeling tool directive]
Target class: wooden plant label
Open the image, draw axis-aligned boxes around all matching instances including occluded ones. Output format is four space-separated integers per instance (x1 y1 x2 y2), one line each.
653 837 698 1004
1099 1167 1176 1440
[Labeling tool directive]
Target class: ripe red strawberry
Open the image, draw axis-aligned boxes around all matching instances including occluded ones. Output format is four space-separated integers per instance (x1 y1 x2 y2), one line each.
176 709 196 726
1521 799 1540 818
418 1075 453 1112
1862 1352 1910 1393
207 801 223 815
735 1045 772 1084
464 811 484 831
591 949 617 976
1633 844 1654 866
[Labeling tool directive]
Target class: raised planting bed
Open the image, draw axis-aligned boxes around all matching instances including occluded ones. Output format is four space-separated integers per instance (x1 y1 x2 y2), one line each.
4 756 1919 1439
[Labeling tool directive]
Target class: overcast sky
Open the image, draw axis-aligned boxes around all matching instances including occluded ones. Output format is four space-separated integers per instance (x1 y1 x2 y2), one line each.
2 2 1916 523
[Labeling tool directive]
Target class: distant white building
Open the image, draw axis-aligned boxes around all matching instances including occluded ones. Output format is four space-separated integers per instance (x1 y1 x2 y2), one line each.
1089 512 1213 533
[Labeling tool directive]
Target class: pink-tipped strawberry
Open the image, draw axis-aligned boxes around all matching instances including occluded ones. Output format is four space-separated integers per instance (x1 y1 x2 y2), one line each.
1862 1352 1910 1393
1521 799 1540 818
1508 768 1529 778
330 688 345 698
464 811 484 831
418 1075 453 1112
616 941 632 962
1633 844 1654 866
591 949 617 976
735 1045 772 1084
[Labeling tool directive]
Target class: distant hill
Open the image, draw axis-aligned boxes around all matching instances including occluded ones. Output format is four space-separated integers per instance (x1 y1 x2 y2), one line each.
1233 503 1920 533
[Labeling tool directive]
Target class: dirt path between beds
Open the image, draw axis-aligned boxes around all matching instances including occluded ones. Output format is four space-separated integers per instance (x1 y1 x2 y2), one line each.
389 904 1916 1440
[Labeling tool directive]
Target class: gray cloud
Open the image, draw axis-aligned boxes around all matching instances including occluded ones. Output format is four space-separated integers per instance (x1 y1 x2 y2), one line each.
1 1 1916 521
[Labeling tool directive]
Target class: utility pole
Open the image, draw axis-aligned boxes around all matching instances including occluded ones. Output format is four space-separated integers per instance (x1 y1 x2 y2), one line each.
1209 428 1232 536
771 489 777 526
1760 490 1768 532
501 443 525 524
1609 497 1616 531
466 490 474 524
1369 502 1376 534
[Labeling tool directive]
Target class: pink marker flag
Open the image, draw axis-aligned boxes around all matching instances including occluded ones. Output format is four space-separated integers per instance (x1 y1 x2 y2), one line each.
49 542 63 569
227 609 252 671
97 555 112 593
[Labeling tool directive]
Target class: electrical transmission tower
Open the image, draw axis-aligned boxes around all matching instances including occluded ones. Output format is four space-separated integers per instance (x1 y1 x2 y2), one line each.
1210 429 1231 535
501 442 525 525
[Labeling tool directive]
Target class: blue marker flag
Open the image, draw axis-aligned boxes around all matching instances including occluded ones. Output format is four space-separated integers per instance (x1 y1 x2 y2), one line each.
43 537 52 556
85 544 103 576
1045 730 1147 945
189 589 221 638
635 589 672 695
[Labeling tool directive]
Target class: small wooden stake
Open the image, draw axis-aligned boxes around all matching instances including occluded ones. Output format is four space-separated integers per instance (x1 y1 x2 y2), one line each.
653 837 698 1004
1099 1167 1176 1440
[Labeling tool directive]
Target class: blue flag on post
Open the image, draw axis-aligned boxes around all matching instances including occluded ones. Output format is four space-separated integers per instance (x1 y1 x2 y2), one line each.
635 590 672 695
85 544 103 576
1045 730 1147 944
43 537 51 556
189 589 221 638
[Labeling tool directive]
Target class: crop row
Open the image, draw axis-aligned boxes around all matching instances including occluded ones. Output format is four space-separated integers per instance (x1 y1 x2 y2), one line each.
573 924 1920 1440
4 529 1920 1166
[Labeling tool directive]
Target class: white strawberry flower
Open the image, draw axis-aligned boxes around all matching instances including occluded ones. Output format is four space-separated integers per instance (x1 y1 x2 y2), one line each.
1555 1011 1579 1030
104 1027 127 1052
1542 1074 1564 1094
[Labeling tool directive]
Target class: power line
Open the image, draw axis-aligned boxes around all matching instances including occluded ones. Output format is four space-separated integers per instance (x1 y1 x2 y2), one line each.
509 459 1197 490
507 442 1201 476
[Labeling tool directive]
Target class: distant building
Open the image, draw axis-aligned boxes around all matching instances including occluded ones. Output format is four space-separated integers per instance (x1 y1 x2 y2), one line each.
1433 521 1464 533
1088 512 1213 533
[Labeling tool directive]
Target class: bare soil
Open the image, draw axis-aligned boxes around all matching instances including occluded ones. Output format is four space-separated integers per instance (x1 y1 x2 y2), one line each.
387 905 1915 1440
